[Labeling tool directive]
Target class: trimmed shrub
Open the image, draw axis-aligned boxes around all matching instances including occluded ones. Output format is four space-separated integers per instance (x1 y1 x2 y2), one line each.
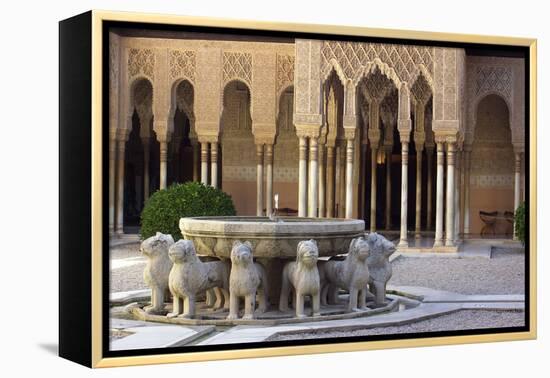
140 181 236 241
514 201 526 245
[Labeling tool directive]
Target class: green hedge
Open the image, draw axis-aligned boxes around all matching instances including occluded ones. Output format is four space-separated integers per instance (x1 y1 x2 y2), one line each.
140 182 236 241
514 201 526 245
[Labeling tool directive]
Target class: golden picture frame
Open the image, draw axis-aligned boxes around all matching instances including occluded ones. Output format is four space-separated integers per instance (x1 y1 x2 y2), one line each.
59 9 537 368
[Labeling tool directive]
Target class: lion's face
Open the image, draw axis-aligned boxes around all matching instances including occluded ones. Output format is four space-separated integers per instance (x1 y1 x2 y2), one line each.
365 232 395 259
141 232 174 258
349 237 370 262
297 239 319 267
168 239 197 263
231 241 254 266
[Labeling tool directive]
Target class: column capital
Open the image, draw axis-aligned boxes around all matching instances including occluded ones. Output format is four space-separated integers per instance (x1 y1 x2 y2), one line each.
367 129 381 145
344 127 357 141
197 133 219 144
295 124 321 139
434 131 458 144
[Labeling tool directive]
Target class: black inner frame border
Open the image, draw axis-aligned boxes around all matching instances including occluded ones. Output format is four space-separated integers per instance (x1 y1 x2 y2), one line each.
101 19 531 359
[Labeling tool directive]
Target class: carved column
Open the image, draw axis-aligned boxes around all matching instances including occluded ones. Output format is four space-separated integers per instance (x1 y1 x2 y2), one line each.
142 137 150 201
335 144 342 217
265 144 274 216
346 137 355 219
200 142 209 185
326 145 335 217
308 137 319 217
415 141 424 239
426 146 434 230
298 136 308 217
455 149 462 242
191 140 199 182
399 140 409 246
159 141 168 189
210 142 218 189
433 142 445 247
318 143 326 217
445 141 456 246
256 144 264 216
115 128 129 235
385 145 392 230
463 147 472 234
514 151 522 240
397 83 412 247
109 133 117 234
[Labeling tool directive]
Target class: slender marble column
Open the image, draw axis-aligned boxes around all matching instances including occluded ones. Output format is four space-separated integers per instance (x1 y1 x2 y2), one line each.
308 137 319 217
326 146 335 217
399 141 409 246
318 144 326 217
514 152 522 240
211 142 218 188
370 146 378 229
445 142 456 246
265 144 274 216
191 141 199 182
200 142 209 185
298 137 308 217
339 144 346 217
256 144 264 216
159 141 168 189
335 145 342 217
454 150 461 243
463 149 471 234
433 142 445 247
426 147 434 230
415 143 424 238
346 138 355 219
385 146 392 230
115 137 127 235
109 136 116 234
142 137 150 201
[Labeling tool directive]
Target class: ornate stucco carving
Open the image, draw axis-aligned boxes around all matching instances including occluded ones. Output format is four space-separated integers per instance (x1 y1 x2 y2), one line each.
320 41 434 86
223 51 253 86
128 48 155 79
276 54 295 94
169 50 196 82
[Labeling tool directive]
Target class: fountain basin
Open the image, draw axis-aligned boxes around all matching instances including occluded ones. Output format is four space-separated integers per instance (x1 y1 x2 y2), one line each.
179 216 365 258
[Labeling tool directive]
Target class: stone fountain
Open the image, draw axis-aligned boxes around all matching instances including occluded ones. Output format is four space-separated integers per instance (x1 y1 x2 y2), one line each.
127 198 401 325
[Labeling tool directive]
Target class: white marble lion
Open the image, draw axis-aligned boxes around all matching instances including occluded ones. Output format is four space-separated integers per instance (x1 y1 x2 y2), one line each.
365 232 396 306
320 236 372 312
141 232 175 314
279 239 321 318
227 241 269 320
167 239 230 319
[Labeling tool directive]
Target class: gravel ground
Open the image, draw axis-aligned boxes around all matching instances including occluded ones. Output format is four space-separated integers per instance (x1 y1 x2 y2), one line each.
110 242 146 293
267 310 526 341
389 247 525 295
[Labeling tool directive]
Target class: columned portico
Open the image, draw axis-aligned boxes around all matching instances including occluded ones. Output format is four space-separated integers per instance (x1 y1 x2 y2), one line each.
298 136 308 217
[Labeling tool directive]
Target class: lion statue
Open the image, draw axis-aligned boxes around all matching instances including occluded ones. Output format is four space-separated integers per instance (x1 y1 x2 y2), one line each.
365 232 396 306
167 239 230 319
320 236 372 312
279 239 321 318
227 241 269 320
141 232 175 314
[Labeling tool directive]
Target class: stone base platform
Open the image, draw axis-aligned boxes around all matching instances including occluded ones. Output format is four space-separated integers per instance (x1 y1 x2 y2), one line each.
125 296 401 327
